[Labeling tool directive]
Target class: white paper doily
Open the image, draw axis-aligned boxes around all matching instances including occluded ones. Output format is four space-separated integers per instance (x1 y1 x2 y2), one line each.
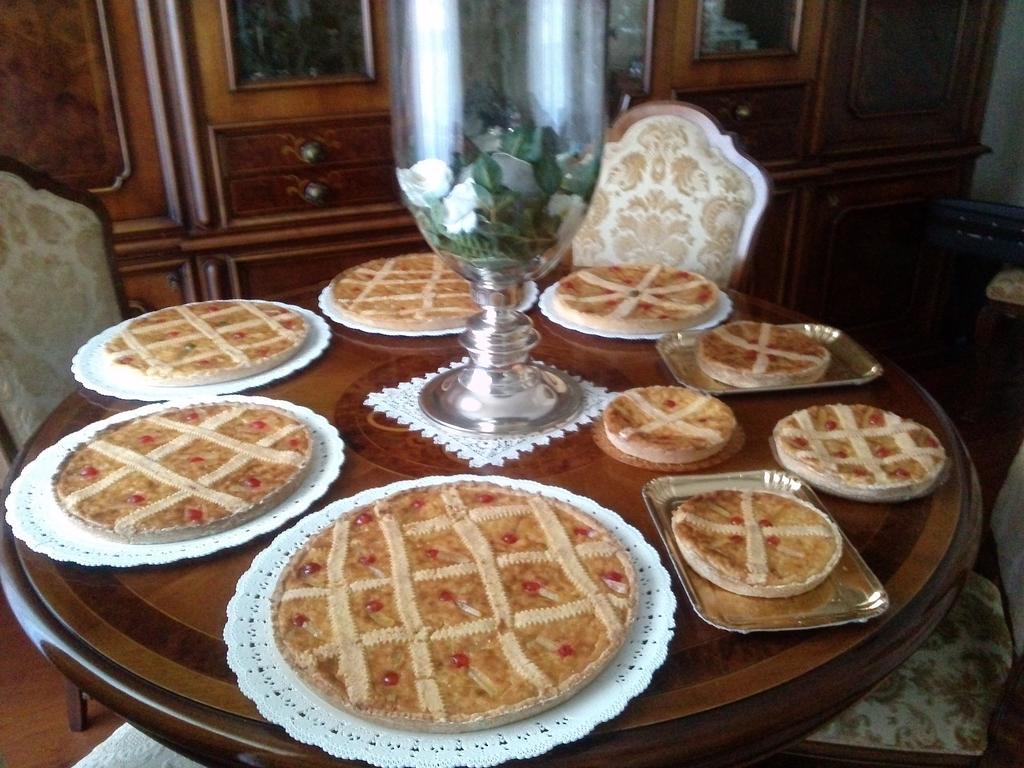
538 284 733 340
364 360 610 467
225 474 675 768
318 281 539 337
4 395 345 567
71 304 331 401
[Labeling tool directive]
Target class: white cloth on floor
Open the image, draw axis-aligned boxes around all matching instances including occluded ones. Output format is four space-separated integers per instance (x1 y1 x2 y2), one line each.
73 724 203 768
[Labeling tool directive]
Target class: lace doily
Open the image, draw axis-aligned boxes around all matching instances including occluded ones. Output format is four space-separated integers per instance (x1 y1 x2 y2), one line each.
4 395 345 566
364 360 610 467
225 474 675 768
72 304 331 401
538 284 732 340
318 281 539 337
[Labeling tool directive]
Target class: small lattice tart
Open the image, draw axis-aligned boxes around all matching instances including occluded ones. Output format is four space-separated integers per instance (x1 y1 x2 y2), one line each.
772 404 948 501
696 321 830 388
672 489 843 598
553 264 719 333
272 481 637 733
328 253 479 331
53 402 313 543
602 386 736 464
104 300 309 386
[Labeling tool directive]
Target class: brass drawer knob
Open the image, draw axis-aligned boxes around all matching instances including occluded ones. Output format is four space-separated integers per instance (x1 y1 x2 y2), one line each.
303 181 330 206
733 103 753 121
299 140 326 164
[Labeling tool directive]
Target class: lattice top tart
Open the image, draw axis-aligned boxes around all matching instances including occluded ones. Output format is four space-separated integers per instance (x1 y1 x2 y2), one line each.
602 386 736 464
772 404 948 501
672 489 843 598
103 300 309 386
696 321 831 387
553 264 719 333
328 253 479 331
53 402 313 543
271 481 637 732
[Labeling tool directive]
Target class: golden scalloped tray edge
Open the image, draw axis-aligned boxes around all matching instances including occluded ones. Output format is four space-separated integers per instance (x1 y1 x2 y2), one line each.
656 323 884 395
642 469 889 633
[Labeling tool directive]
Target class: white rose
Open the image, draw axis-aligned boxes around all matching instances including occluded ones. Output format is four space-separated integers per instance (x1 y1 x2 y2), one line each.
443 178 479 235
492 152 541 197
547 193 586 239
396 158 453 208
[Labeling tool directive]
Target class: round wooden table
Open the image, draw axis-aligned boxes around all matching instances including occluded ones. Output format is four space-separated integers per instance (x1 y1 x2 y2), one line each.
0 292 980 768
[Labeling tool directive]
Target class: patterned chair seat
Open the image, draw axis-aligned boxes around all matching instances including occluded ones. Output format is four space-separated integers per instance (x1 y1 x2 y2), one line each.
986 267 1024 307
807 571 1013 756
572 102 769 288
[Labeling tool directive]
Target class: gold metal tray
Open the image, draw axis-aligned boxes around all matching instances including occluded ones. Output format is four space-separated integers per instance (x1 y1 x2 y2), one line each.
657 323 883 395
642 469 889 632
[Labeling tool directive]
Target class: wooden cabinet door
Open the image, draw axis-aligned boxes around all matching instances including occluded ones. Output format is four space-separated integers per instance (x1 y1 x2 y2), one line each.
816 0 999 156
0 0 179 229
793 165 967 355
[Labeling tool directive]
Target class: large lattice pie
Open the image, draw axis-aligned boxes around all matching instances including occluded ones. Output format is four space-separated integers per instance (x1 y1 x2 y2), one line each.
672 489 843 598
272 481 637 732
602 386 736 464
772 404 948 501
328 253 479 331
104 300 309 386
53 402 313 543
696 321 830 387
553 264 719 333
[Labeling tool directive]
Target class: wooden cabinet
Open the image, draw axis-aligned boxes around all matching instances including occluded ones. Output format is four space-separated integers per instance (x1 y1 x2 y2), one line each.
0 0 1007 354
814 0 994 156
659 0 1003 356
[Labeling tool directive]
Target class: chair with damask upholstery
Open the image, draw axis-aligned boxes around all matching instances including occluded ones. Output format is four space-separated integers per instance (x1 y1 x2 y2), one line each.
571 101 770 289
768 445 1023 767
0 154 127 730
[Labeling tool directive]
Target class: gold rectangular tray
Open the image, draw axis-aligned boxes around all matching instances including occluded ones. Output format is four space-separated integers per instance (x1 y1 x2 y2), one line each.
657 323 883 395
642 470 889 633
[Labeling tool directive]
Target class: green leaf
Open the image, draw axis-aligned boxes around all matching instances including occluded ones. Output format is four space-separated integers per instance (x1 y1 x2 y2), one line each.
472 153 503 193
560 154 600 197
533 153 562 196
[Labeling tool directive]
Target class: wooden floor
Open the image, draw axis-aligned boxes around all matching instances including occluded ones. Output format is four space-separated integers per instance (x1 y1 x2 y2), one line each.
1 310 1021 768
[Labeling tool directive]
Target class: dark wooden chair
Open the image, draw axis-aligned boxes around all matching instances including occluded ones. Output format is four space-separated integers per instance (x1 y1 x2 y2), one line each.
0 155 128 730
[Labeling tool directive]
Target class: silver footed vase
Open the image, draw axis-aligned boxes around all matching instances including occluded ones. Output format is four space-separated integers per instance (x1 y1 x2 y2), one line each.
388 0 608 435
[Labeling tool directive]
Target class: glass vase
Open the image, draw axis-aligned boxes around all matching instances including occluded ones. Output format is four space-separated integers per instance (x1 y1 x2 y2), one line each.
388 0 608 435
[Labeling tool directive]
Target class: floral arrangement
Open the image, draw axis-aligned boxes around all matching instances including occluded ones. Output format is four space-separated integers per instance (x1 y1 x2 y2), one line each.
397 126 600 272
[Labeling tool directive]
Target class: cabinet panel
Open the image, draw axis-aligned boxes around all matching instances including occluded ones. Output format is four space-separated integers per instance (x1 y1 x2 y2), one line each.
188 0 390 124
0 0 177 226
743 185 801 305
119 256 198 314
209 233 425 302
675 84 808 164
795 166 964 354
817 0 997 156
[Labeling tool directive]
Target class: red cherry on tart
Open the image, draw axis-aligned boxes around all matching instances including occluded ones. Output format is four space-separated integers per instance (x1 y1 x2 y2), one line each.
299 562 322 577
501 532 518 544
291 613 310 628
243 477 262 488
79 465 99 478
366 599 384 613
558 644 575 658
382 671 400 687
184 507 204 523
129 494 146 505
450 652 470 668
354 512 372 526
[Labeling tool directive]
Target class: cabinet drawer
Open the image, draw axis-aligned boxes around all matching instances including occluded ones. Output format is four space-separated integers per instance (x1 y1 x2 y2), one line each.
674 84 807 163
226 165 398 219
216 115 394 176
